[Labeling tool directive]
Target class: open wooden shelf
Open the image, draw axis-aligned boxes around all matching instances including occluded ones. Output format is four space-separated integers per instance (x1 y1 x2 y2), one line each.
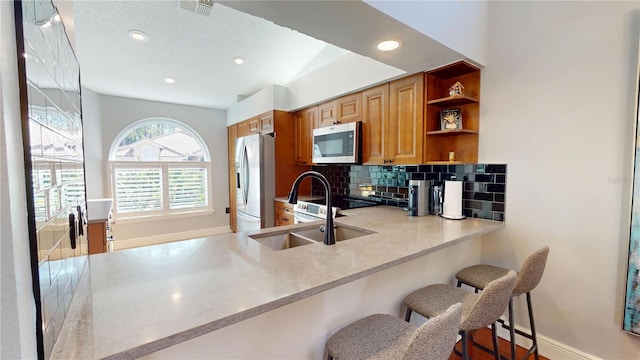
427 129 478 135
424 60 481 164
427 95 479 107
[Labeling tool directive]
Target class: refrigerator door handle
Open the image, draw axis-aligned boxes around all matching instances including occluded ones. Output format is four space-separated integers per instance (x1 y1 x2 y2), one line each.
241 145 249 206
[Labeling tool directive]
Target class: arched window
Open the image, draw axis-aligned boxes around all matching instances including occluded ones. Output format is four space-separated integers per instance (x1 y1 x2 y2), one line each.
108 118 211 218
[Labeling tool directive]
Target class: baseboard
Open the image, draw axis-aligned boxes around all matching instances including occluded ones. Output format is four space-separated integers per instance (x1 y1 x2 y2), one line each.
495 320 602 360
112 226 232 250
537 334 602 360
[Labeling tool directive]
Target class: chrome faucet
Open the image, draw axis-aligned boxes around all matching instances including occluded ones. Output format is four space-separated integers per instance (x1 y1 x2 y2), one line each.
287 171 335 245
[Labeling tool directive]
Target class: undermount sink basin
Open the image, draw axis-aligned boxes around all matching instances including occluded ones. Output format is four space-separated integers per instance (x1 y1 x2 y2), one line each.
249 224 376 251
249 231 315 251
292 224 376 243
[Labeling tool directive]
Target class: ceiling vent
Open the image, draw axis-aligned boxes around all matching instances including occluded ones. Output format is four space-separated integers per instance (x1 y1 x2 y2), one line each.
179 0 214 17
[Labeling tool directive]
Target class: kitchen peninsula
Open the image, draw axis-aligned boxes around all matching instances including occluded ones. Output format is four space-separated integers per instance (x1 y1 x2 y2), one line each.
52 206 503 360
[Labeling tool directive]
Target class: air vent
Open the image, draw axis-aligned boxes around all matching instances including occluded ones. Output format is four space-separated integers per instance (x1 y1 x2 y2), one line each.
179 0 214 16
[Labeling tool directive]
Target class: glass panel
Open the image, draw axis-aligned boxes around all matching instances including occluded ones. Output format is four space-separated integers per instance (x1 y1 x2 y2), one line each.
115 122 205 162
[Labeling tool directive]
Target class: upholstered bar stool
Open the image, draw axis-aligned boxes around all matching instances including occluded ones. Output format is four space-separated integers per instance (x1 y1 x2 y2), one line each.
326 302 462 360
455 246 549 360
404 270 517 360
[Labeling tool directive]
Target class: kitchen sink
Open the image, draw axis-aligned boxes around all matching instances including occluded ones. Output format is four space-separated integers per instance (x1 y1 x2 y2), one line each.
249 231 315 251
249 224 376 250
292 224 376 243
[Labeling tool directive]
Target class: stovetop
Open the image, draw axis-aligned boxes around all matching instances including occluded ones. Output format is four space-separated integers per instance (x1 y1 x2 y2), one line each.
306 196 381 210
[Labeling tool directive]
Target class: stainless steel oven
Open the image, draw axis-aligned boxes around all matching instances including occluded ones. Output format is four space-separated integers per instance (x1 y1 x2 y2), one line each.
292 201 338 224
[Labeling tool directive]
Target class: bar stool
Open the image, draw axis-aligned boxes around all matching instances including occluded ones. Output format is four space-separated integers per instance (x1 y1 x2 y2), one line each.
403 270 517 360
326 302 463 360
455 246 549 360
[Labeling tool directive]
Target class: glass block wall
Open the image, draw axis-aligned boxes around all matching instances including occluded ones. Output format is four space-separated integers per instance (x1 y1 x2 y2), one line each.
312 164 507 221
18 0 88 358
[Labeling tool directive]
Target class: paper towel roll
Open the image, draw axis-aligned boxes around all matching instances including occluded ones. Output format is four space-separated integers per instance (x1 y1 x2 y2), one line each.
442 180 464 219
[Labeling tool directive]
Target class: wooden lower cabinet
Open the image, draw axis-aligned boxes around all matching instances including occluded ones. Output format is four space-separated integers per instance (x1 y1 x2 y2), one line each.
274 201 294 226
88 222 107 254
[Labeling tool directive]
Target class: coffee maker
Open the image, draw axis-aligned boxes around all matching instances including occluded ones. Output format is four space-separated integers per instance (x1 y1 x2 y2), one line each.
407 180 428 216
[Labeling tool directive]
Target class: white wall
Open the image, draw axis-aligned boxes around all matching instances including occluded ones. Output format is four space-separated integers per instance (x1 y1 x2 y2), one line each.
285 52 405 111
480 1 640 358
81 87 103 198
364 0 488 67
95 94 230 242
0 1 37 358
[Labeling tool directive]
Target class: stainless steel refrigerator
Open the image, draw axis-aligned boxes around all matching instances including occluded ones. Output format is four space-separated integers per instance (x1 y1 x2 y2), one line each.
235 134 275 232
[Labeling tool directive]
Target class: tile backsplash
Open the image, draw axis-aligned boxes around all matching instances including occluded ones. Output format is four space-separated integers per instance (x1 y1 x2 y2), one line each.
312 164 507 221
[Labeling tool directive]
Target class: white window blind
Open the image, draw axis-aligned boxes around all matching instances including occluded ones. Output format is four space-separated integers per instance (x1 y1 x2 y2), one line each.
115 166 163 213
168 166 208 209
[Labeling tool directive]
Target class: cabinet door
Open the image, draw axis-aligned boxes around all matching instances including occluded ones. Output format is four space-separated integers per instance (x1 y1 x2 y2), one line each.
228 124 238 232
237 121 250 137
274 201 294 227
88 222 106 254
295 107 317 165
362 84 389 165
389 73 424 165
336 92 362 124
248 117 260 134
318 100 337 128
259 111 274 134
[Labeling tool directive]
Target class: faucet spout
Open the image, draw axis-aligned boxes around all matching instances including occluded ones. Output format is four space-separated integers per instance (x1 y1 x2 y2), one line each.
288 171 335 245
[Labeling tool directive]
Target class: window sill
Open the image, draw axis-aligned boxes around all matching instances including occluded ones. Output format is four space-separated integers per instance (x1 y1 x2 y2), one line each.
115 209 216 224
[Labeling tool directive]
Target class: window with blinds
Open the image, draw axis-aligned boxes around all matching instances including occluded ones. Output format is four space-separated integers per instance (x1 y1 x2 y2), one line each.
109 119 211 219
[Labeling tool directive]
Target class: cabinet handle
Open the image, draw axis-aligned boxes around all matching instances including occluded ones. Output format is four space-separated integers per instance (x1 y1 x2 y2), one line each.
69 213 77 250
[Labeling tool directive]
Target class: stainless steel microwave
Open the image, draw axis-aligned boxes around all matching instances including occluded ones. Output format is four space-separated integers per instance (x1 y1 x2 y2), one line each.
312 122 361 164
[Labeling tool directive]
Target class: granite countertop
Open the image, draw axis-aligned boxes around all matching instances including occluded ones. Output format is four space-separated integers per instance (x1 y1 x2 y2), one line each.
52 206 504 360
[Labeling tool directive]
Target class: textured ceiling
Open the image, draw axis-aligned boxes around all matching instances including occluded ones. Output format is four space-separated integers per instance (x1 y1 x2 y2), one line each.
73 1 353 109
72 1 464 111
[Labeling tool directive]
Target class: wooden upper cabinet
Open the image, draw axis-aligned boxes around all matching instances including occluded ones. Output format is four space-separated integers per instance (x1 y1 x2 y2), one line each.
294 106 317 165
247 117 260 134
237 121 250 137
318 93 362 128
362 84 389 165
388 73 424 165
336 92 362 124
318 100 337 128
259 111 274 134
243 111 274 136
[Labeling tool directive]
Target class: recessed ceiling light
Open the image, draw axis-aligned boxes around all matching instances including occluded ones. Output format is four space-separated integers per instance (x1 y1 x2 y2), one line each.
53 14 61 22
128 30 148 42
233 57 244 65
164 77 175 84
376 39 402 52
